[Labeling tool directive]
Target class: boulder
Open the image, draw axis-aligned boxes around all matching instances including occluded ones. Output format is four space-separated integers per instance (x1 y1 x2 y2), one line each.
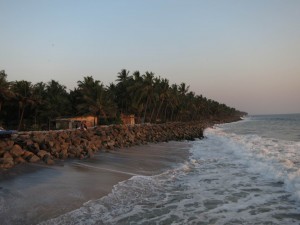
29 154 40 163
39 142 48 151
2 140 14 148
0 148 5 157
23 150 34 160
10 144 25 157
87 148 94 158
59 131 68 140
32 136 45 145
58 151 67 159
14 157 26 164
33 143 40 151
37 150 49 159
26 144 39 155
25 140 34 146
44 155 55 165
107 140 115 149
0 157 14 168
47 141 55 148
3 151 13 160
72 139 81 146
60 143 69 153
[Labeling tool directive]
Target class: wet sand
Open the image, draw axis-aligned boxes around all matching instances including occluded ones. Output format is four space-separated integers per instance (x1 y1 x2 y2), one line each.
0 141 191 225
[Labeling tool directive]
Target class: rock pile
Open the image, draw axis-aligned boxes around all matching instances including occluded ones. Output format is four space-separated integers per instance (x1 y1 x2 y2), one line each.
0 122 205 169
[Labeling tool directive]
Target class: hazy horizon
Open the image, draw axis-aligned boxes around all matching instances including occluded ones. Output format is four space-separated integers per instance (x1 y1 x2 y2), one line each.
1 0 299 115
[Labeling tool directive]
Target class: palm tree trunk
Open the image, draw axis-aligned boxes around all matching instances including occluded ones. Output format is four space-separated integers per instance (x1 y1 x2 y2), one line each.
100 109 108 122
18 106 25 131
155 100 164 123
34 111 37 129
171 108 174 121
164 103 168 122
142 96 150 123
150 100 157 123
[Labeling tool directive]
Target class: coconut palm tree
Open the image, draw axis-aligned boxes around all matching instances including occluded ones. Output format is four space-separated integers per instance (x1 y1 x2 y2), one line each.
178 82 190 96
167 84 179 121
0 70 14 112
116 69 130 82
124 71 143 119
11 80 35 131
140 71 154 123
77 76 117 124
154 78 170 122
31 82 47 129
115 69 132 113
43 80 72 129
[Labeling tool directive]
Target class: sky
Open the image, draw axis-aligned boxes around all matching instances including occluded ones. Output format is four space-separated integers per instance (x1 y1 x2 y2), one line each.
0 0 299 115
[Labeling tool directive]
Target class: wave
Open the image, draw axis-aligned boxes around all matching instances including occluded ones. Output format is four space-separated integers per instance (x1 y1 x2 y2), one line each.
38 160 196 225
39 125 300 225
203 127 300 201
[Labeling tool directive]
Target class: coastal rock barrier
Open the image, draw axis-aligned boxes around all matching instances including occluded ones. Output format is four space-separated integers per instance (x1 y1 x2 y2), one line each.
0 122 207 169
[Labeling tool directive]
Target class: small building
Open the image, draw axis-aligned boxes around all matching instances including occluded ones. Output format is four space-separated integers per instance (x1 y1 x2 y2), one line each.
121 114 135 125
55 116 98 130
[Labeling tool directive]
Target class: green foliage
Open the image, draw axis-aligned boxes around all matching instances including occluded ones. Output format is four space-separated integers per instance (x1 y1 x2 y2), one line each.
0 69 246 130
0 70 13 113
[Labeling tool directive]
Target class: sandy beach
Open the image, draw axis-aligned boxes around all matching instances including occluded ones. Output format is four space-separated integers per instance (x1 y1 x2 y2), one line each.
0 141 191 225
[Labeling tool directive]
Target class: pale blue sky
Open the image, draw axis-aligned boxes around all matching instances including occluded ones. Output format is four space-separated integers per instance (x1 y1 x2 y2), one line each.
1 0 299 115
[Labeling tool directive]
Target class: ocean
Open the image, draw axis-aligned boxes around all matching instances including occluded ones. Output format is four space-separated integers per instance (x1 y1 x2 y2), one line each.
38 114 300 224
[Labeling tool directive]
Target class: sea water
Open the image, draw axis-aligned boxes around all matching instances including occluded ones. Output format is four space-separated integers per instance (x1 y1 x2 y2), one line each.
40 114 300 225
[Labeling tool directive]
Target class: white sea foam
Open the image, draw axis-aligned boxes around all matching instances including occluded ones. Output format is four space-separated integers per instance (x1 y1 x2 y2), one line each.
204 127 300 201
38 162 194 225
39 122 300 225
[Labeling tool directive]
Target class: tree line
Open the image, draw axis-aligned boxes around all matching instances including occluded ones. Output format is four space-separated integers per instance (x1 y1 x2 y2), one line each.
0 69 246 131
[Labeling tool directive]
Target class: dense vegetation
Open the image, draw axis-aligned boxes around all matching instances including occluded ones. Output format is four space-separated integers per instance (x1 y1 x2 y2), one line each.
0 69 246 131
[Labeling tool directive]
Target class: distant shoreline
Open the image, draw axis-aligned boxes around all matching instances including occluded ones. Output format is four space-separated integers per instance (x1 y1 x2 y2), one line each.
0 116 242 172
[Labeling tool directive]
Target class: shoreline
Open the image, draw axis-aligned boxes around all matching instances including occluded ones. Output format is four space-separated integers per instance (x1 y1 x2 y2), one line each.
0 117 242 178
0 121 205 170
0 141 191 225
0 118 243 224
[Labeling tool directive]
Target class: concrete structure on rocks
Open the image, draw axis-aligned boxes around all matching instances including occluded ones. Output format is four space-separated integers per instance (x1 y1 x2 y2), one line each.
55 116 97 129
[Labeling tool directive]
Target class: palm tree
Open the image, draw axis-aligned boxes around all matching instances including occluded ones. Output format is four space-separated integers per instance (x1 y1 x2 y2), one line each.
178 82 190 96
167 84 179 121
125 71 143 120
116 69 130 82
132 71 141 81
140 72 154 123
11 80 35 131
176 82 190 121
115 69 132 113
107 83 118 108
1 69 245 128
77 76 117 125
69 88 82 116
43 80 71 129
154 78 170 122
31 82 47 129
185 91 197 121
0 70 14 112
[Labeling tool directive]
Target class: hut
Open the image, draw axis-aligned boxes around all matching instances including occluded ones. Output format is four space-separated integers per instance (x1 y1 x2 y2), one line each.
55 116 97 129
121 114 135 125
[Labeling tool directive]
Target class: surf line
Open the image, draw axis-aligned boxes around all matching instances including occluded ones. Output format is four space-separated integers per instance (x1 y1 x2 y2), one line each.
73 162 140 177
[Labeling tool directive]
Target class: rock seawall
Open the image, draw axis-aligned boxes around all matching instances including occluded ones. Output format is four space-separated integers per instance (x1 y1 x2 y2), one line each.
0 122 207 169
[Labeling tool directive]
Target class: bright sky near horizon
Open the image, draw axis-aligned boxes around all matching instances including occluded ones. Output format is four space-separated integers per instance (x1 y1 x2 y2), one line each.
0 0 299 115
